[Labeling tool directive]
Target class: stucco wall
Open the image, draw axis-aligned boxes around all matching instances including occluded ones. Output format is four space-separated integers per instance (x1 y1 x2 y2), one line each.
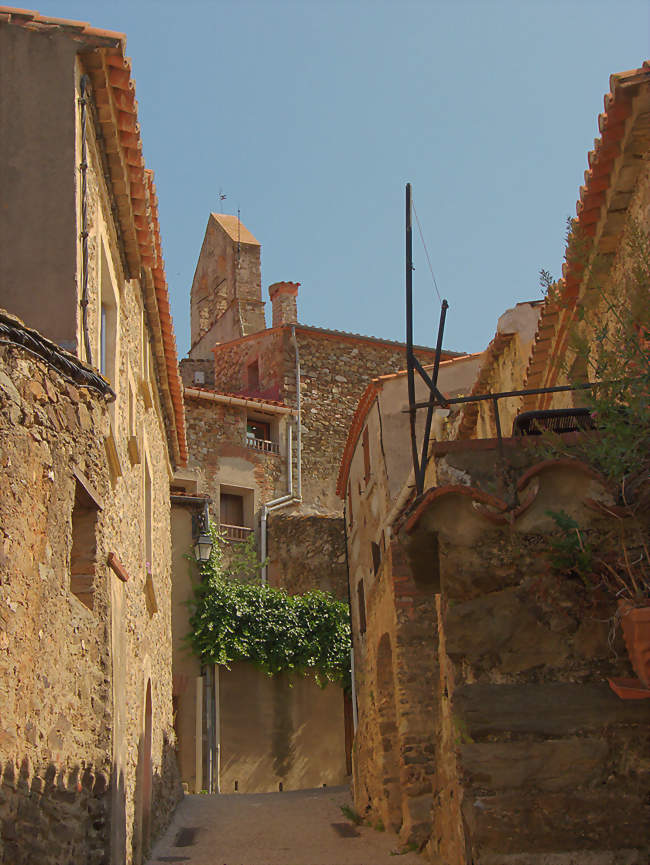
0 24 78 349
170 506 202 793
218 663 347 794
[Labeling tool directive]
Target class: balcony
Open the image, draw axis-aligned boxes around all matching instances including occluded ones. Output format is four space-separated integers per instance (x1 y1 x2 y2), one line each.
221 523 254 542
246 433 280 455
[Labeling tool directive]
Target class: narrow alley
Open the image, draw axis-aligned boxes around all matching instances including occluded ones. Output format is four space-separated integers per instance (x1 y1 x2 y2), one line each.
147 787 423 865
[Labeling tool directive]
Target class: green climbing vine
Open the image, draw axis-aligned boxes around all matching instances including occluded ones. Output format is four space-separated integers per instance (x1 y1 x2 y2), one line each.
187 530 351 687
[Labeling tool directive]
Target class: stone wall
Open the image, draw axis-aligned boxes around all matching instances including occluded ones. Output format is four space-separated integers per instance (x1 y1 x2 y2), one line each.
179 358 214 389
183 392 286 528
189 214 263 352
347 410 650 861
211 327 440 514
267 514 348 600
290 331 438 514
0 331 182 865
0 345 112 865
212 328 287 403
403 450 650 864
351 537 439 847
84 90 182 863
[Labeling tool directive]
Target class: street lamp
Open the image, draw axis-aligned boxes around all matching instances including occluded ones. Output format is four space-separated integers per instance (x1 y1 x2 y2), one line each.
194 530 213 564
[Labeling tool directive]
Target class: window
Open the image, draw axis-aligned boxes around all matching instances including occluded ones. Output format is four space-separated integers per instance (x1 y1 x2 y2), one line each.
347 481 353 528
371 541 381 576
362 427 371 484
70 479 100 611
247 419 270 442
219 489 254 542
247 360 260 391
357 579 367 635
246 417 279 454
220 492 244 526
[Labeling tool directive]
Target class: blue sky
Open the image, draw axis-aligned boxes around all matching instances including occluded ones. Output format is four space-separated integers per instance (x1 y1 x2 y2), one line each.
35 0 650 357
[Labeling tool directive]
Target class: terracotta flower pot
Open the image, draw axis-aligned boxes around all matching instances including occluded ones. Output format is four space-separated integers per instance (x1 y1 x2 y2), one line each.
618 600 650 688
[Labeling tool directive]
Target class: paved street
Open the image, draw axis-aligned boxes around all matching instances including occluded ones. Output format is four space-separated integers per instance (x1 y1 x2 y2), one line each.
147 786 424 865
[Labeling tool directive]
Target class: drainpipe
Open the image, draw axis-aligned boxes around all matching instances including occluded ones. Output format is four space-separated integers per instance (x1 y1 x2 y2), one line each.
201 502 218 794
343 503 358 732
260 327 303 583
205 665 213 793
78 74 93 365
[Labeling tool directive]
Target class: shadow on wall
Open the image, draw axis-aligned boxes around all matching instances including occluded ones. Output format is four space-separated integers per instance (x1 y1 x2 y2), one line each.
271 673 296 780
132 730 182 865
0 740 181 865
0 756 111 865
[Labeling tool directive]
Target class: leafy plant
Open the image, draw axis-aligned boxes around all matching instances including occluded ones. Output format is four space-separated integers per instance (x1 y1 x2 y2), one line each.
187 528 351 687
340 804 363 825
539 219 650 604
546 509 595 585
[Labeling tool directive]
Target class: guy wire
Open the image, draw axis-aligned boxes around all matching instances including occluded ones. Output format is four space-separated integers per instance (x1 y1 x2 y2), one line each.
412 197 443 306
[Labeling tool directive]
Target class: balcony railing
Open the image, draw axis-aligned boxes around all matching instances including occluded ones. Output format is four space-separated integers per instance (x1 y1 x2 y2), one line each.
221 523 254 542
246 435 280 455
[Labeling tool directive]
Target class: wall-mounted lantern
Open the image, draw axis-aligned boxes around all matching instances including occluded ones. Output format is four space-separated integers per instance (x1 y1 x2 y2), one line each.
194 530 213 564
193 502 213 564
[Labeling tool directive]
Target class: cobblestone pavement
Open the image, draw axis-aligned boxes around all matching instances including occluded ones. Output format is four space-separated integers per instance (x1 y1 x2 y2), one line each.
147 786 424 865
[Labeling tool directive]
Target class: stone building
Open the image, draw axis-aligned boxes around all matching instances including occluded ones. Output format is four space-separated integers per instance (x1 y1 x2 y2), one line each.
171 212 460 794
0 9 186 864
340 62 650 862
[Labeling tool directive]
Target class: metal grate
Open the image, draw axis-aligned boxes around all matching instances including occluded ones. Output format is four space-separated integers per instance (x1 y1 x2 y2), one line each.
512 407 596 436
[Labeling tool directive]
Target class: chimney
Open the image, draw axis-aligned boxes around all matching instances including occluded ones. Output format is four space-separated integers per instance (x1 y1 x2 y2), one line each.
269 282 299 328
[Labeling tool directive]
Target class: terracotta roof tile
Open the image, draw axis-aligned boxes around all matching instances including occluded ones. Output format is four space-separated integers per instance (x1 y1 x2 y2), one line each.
210 213 260 246
184 385 290 410
522 61 650 411
210 323 460 356
0 6 187 465
0 6 125 43
294 324 454 354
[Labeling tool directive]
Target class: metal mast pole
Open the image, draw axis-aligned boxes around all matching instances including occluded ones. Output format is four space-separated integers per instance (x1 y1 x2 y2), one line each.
405 183 420 491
